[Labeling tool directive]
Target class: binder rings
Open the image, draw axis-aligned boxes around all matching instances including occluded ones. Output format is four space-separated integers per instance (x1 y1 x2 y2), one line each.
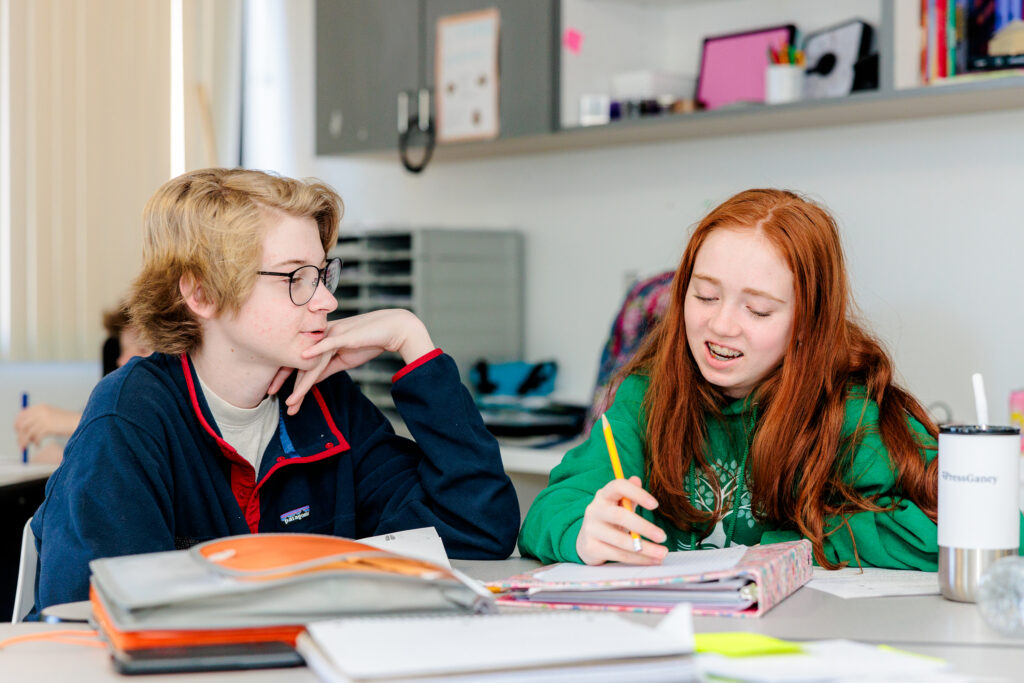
490 540 813 618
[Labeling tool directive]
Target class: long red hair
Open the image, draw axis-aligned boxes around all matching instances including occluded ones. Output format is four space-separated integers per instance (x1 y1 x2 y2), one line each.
620 189 937 568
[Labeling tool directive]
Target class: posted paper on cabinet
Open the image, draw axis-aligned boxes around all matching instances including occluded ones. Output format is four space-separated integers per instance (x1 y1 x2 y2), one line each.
435 8 500 142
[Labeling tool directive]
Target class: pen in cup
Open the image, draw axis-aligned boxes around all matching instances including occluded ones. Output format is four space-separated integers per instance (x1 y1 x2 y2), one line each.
600 413 643 553
21 392 29 463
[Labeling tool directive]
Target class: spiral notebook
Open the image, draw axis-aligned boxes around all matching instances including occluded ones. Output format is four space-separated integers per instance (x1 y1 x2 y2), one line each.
297 610 697 682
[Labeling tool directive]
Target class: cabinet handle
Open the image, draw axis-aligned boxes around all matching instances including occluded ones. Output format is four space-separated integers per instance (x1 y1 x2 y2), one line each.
397 92 409 134
417 89 431 132
397 89 436 174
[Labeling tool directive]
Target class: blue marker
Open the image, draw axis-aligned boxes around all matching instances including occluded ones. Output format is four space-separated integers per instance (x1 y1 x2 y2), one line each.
21 392 28 463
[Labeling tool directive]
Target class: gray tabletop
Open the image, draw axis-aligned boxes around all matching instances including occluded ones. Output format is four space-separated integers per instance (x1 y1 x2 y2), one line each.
4 557 1023 680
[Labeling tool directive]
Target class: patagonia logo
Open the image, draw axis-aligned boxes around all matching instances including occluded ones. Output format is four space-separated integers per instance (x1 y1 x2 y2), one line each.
280 505 310 525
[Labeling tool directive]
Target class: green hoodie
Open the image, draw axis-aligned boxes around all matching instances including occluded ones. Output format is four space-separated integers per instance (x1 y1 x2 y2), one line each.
520 374 957 569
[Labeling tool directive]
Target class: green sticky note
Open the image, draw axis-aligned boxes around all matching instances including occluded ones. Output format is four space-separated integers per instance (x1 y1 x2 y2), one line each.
695 632 803 657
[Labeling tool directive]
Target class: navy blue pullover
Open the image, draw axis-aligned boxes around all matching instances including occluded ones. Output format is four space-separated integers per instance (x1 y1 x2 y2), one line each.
31 350 519 612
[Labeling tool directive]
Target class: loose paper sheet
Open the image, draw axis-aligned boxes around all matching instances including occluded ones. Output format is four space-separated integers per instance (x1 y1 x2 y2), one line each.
805 567 939 599
534 545 747 583
358 527 451 569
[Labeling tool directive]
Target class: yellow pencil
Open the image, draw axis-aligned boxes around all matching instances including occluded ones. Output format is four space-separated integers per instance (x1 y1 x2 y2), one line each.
600 413 643 552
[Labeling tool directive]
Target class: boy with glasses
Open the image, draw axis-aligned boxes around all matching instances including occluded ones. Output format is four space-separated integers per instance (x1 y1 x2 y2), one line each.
30 168 520 612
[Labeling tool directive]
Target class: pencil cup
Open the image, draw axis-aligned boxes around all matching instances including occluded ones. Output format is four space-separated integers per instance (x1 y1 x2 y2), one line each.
764 65 804 105
937 425 1020 602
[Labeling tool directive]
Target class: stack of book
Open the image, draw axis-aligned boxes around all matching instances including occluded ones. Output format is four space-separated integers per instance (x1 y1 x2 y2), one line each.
920 0 1024 81
88 533 491 674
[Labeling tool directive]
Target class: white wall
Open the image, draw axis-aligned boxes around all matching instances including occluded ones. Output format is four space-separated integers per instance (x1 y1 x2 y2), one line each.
289 1 1023 425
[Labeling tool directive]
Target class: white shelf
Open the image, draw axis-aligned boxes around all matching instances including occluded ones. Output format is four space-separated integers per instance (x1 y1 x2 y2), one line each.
416 76 1024 161
318 1 1024 163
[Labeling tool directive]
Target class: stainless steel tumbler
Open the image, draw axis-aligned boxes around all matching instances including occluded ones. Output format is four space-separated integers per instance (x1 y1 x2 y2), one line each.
937 425 1020 602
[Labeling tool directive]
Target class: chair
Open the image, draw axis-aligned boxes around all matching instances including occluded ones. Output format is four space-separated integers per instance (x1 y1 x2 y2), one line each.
11 517 36 622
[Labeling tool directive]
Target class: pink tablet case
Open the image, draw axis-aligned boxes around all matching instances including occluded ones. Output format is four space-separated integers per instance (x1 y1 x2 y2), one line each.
697 25 796 110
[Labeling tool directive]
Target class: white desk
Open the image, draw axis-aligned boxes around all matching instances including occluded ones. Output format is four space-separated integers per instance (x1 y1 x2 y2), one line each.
3 558 1023 681
0 462 57 488
0 622 309 682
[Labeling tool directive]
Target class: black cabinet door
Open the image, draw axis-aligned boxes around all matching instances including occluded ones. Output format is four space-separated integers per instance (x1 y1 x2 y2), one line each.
423 0 558 141
316 0 421 154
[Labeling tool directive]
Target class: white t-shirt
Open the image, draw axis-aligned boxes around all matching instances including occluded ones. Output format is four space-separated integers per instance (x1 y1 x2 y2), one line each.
196 373 279 476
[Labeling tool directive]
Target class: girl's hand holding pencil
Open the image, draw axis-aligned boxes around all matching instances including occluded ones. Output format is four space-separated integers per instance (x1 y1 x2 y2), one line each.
576 476 668 566
575 413 669 566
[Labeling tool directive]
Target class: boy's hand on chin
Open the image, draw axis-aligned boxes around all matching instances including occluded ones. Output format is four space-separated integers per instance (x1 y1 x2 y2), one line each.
270 309 435 416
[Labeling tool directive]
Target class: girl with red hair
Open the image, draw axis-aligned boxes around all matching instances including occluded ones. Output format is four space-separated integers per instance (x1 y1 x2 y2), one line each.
519 189 948 569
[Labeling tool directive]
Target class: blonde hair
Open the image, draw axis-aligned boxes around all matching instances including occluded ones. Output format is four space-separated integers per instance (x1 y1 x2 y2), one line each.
129 168 343 354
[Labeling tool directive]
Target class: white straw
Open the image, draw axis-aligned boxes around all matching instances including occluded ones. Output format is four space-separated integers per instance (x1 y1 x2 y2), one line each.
972 373 989 426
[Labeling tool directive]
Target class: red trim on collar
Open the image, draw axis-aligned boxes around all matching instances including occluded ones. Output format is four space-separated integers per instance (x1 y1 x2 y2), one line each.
312 385 347 447
252 385 352 493
180 354 244 461
392 348 443 383
256 443 348 491
181 354 260 531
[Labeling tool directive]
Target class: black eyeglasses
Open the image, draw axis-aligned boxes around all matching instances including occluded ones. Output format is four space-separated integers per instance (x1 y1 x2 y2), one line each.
257 257 342 306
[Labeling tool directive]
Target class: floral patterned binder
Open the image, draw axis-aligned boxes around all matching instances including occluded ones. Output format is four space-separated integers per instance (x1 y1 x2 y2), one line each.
489 540 812 618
